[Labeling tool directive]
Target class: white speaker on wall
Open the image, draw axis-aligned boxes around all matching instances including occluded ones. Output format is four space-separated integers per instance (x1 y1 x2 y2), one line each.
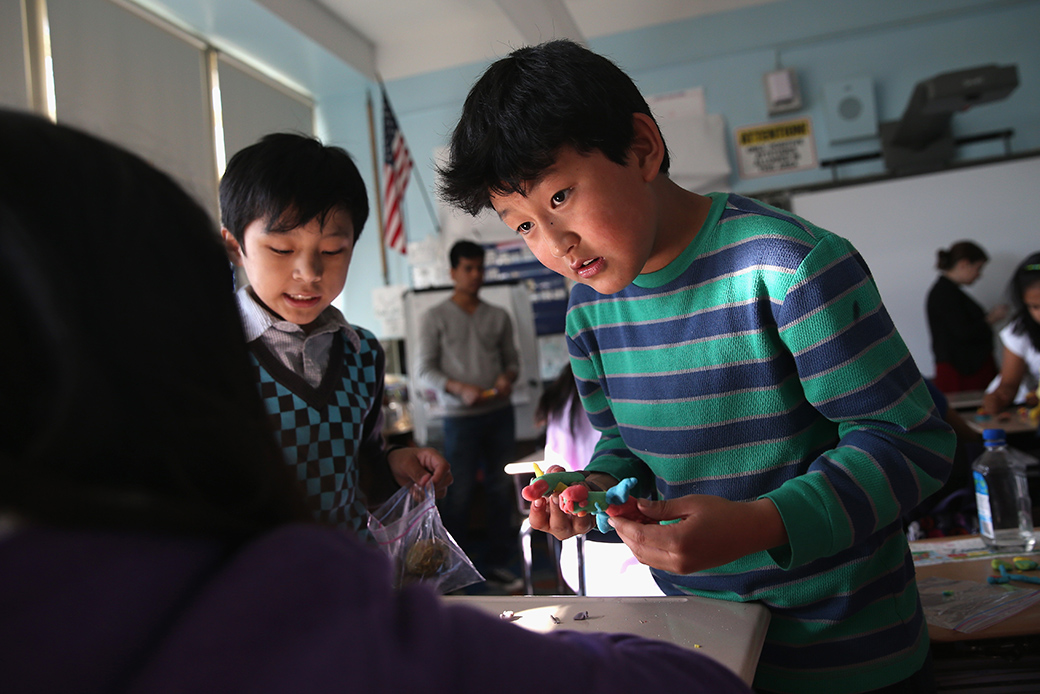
822 77 878 143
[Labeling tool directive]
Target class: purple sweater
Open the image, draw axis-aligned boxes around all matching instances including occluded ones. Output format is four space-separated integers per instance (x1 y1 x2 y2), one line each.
0 523 750 694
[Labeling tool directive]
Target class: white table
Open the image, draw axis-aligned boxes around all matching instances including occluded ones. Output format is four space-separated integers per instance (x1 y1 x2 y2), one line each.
444 594 770 685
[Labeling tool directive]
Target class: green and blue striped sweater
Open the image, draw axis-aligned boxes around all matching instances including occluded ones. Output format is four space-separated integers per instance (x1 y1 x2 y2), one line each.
569 192 954 694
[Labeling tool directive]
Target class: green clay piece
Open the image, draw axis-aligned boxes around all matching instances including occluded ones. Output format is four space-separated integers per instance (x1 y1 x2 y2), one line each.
534 471 586 494
991 558 1015 570
1013 557 1039 571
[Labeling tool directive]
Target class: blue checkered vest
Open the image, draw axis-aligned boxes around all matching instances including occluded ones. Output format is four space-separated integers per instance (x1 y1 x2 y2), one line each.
247 328 385 541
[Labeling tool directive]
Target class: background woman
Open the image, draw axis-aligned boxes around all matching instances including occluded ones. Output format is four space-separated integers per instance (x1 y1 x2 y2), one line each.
927 240 1007 393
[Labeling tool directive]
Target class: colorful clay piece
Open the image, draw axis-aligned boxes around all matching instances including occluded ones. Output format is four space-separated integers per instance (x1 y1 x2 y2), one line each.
559 477 655 533
521 469 586 501
522 468 655 533
1013 557 1039 571
553 477 650 532
987 559 1040 584
988 564 1011 584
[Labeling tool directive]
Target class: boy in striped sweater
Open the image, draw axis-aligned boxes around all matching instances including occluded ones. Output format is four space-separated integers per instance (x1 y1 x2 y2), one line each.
438 40 954 694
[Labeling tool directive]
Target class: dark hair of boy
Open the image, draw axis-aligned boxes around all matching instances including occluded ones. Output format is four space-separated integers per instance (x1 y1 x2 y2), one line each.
437 39 670 216
0 110 313 540
1009 251 1040 349
449 239 485 268
220 132 369 246
936 240 987 271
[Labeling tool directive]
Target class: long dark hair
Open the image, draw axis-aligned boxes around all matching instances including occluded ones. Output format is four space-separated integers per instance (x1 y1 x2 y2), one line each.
0 110 312 539
535 363 584 438
1007 251 1040 351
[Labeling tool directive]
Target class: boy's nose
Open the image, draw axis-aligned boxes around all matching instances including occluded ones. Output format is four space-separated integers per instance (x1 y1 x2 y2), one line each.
546 226 578 258
294 254 323 281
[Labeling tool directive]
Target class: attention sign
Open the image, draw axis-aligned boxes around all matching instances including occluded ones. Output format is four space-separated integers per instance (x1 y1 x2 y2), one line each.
734 117 817 178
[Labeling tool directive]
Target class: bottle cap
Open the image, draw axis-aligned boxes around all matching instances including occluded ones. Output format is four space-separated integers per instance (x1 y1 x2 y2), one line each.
983 428 1007 444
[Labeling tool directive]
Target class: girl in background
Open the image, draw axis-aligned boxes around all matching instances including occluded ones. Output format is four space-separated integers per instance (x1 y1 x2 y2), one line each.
983 253 1040 414
535 364 598 472
927 240 1007 393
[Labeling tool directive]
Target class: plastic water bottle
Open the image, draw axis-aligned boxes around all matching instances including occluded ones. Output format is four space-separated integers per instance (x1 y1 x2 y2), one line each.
972 428 1036 551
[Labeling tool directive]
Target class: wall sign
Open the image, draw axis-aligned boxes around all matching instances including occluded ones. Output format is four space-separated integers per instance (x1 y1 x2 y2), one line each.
734 117 817 178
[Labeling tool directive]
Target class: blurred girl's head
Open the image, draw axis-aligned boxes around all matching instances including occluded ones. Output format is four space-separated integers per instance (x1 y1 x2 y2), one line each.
0 109 311 538
937 241 988 285
1008 252 1040 349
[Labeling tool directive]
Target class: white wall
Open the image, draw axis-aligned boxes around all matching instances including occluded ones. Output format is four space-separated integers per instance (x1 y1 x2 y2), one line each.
791 154 1040 378
0 0 29 110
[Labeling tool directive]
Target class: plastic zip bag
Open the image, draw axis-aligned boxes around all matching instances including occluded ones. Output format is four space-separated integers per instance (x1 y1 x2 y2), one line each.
367 481 484 594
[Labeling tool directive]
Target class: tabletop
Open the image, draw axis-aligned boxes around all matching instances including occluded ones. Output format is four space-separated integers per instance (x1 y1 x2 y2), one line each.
912 534 1040 642
963 408 1040 436
443 594 770 685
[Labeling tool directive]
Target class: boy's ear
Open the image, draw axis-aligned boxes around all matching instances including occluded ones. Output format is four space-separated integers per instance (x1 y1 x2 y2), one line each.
629 113 666 183
221 228 244 266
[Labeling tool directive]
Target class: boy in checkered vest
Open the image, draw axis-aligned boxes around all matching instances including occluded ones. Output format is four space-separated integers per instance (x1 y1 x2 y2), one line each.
220 133 451 539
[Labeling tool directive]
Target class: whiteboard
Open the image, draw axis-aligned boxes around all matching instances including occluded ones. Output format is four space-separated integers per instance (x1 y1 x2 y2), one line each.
403 283 543 445
791 155 1040 379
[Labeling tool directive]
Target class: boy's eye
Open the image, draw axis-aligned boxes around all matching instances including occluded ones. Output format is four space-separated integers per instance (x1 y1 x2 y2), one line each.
516 221 533 235
269 247 292 255
551 189 569 206
322 249 345 256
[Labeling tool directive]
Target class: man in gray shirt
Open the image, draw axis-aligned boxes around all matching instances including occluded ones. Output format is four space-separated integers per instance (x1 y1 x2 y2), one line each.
417 241 520 588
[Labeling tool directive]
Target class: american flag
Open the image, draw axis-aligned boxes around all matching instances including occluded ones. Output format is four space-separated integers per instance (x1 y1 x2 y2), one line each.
382 90 412 255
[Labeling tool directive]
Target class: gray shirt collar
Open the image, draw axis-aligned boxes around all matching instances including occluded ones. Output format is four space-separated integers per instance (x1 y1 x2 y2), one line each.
234 286 360 352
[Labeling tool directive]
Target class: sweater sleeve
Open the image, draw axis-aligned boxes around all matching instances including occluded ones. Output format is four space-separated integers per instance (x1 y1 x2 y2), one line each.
498 310 521 378
763 235 955 569
415 308 450 393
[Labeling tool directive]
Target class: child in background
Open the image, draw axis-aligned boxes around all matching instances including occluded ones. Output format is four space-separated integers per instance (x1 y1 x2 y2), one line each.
927 240 1007 393
983 252 1040 414
438 39 954 694
220 133 450 538
536 364 662 596
535 363 597 473
0 109 752 694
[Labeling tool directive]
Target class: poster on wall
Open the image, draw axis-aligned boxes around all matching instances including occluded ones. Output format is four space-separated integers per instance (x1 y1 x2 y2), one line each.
734 117 817 178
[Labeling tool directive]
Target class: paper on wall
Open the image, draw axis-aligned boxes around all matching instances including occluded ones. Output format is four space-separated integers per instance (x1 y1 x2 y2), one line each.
648 88 731 193
371 284 409 338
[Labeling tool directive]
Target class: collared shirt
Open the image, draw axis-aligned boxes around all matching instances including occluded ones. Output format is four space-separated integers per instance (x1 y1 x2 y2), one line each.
234 287 360 388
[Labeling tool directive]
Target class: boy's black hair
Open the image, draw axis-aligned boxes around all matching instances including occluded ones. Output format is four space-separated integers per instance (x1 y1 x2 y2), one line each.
220 132 369 246
438 39 670 216
450 239 485 268
1008 251 1040 350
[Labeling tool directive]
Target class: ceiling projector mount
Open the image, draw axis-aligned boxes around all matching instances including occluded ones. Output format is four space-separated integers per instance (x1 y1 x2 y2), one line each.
880 64 1019 175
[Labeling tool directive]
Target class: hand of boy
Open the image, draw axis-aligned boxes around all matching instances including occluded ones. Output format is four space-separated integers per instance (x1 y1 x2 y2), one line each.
387 447 453 499
609 495 788 574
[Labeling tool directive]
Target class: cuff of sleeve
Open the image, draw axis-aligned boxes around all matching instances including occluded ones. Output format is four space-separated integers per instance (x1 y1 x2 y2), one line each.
584 460 655 499
762 484 832 571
